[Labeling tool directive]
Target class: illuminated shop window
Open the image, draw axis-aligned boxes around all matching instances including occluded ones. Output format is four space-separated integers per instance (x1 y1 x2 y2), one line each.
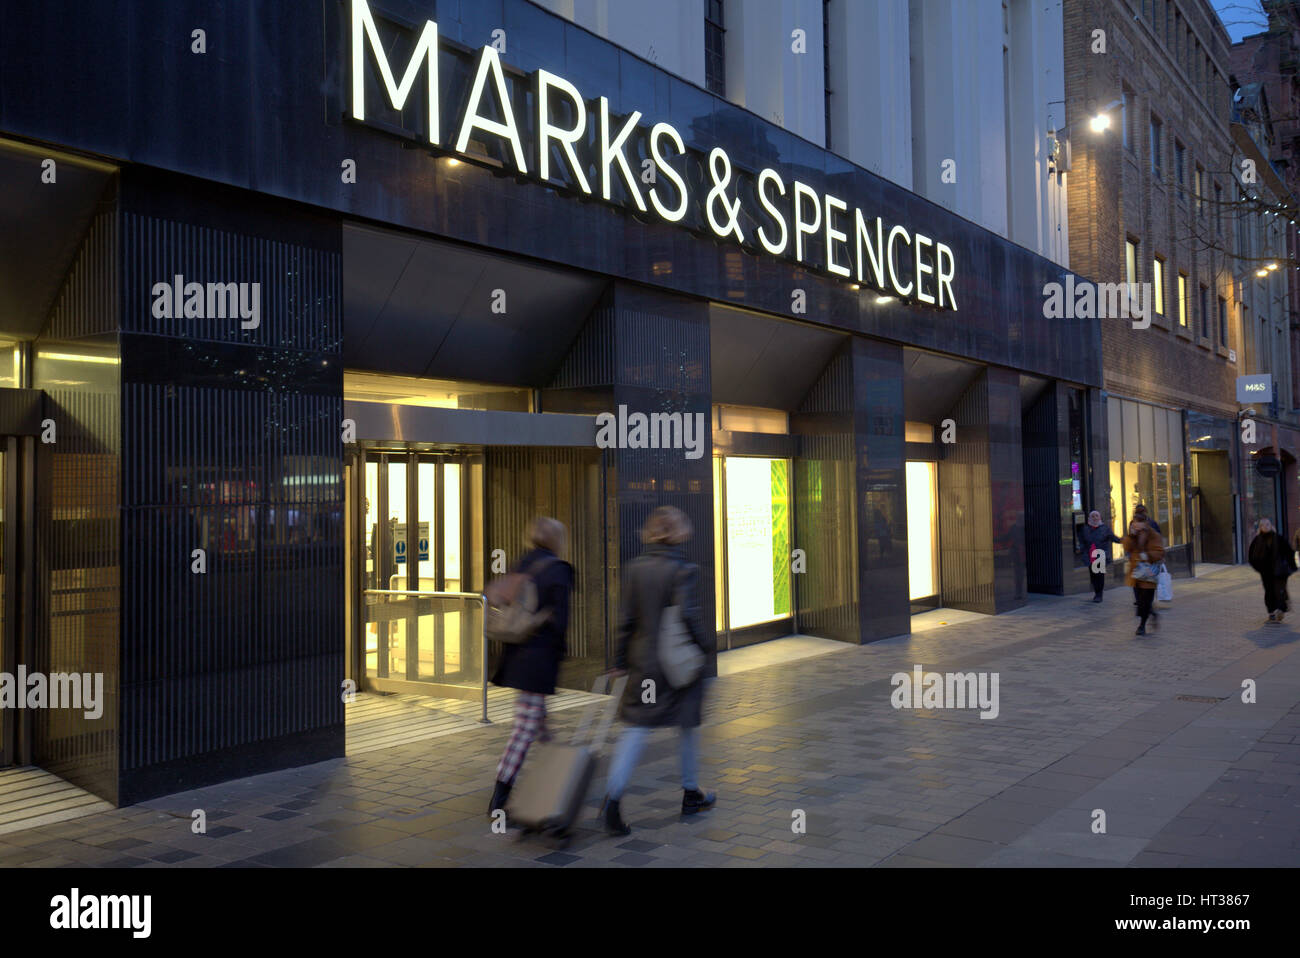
717 457 791 630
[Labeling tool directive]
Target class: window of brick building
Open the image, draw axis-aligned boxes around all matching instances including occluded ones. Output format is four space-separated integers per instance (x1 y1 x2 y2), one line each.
1122 85 1133 151
1153 256 1166 316
1199 283 1209 340
1150 114 1163 178
1174 139 1185 188
705 0 726 97
823 0 832 151
1218 296 1228 347
1178 272 1188 327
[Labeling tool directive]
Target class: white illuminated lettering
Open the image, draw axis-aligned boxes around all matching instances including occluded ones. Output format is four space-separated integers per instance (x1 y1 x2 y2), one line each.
854 211 886 289
913 233 935 305
936 243 957 310
648 122 688 222
346 12 961 310
793 181 821 263
351 0 439 145
887 225 913 297
599 97 646 211
536 70 591 193
756 168 788 255
455 45 528 173
824 193 849 277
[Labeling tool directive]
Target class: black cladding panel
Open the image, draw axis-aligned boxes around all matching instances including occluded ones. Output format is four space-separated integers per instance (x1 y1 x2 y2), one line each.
343 224 607 386
709 305 846 410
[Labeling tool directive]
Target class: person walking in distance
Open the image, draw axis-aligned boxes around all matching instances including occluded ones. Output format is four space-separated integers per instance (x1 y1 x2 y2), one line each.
1079 510 1123 602
1248 518 1297 623
1122 515 1164 636
601 506 716 837
487 517 573 816
1132 503 1161 536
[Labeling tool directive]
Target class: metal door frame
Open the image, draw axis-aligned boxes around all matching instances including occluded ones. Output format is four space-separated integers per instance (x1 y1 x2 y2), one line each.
0 437 16 766
1 435 36 769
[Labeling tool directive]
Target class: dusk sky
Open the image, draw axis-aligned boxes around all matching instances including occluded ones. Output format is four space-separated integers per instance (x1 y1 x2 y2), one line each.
1213 0 1268 41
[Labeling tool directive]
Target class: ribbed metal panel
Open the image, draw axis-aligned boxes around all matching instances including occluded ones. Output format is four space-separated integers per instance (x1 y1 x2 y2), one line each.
1022 385 1063 593
120 384 342 770
117 194 343 792
485 446 609 690
794 347 859 643
549 304 615 389
121 212 341 350
939 373 996 612
33 207 121 804
46 208 119 340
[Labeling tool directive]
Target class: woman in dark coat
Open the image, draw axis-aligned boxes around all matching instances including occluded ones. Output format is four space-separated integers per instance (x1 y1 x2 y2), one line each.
1248 518 1297 623
601 506 716 836
487 517 573 814
1079 510 1123 602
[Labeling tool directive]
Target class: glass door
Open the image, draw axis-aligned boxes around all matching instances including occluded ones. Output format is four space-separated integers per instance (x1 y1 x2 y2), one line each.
351 449 485 694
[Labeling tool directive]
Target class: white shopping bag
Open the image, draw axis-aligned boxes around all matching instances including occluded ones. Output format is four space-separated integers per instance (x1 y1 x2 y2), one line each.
1155 565 1173 602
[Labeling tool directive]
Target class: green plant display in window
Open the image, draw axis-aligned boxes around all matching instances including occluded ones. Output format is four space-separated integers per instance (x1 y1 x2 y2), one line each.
772 459 790 616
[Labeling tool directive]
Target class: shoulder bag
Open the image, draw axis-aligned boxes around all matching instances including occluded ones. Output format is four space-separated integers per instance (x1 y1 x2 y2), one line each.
658 561 704 689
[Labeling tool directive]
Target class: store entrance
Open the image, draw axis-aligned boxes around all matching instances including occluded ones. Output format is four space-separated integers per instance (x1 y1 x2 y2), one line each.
345 448 486 697
712 456 795 650
1191 451 1233 565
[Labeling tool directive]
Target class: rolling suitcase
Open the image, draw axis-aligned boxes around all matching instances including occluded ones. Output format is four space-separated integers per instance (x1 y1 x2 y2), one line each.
505 674 627 848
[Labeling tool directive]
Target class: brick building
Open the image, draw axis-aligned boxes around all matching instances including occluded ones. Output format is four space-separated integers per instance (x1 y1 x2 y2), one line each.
1065 0 1246 566
1231 1 1300 543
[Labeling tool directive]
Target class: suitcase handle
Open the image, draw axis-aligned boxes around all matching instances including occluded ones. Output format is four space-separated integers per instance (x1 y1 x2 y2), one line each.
571 673 627 752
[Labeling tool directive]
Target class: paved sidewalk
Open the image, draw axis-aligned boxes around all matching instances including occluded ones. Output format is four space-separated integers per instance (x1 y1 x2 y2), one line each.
1 567 1298 868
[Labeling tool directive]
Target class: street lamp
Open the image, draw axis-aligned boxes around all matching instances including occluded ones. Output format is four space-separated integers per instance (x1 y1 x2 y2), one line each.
1046 98 1123 173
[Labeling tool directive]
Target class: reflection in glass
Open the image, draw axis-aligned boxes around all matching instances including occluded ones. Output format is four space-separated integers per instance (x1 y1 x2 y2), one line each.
1108 460 1125 559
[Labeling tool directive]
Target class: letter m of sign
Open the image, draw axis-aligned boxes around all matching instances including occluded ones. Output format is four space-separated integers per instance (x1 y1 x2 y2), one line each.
351 0 440 144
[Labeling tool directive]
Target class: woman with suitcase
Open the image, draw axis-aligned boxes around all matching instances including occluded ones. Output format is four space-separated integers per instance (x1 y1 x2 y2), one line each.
601 505 716 837
486 517 573 816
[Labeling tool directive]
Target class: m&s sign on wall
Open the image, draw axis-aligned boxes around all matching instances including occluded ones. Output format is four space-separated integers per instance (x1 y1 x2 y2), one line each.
347 0 958 310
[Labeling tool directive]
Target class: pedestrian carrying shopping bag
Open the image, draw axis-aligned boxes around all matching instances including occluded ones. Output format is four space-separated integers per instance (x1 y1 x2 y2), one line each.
1131 559 1160 584
1155 562 1173 602
659 565 704 688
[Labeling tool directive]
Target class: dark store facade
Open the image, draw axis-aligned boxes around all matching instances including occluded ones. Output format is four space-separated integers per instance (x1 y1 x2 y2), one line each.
0 0 1103 804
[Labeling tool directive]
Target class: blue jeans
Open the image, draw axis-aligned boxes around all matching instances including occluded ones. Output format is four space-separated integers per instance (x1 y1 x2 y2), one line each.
606 725 701 800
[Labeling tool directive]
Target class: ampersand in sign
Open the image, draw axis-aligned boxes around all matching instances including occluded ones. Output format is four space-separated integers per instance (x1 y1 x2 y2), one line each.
705 148 745 242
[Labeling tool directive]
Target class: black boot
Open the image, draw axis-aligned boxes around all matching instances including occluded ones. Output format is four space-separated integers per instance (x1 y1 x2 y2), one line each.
682 788 717 815
602 796 631 836
488 779 512 816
